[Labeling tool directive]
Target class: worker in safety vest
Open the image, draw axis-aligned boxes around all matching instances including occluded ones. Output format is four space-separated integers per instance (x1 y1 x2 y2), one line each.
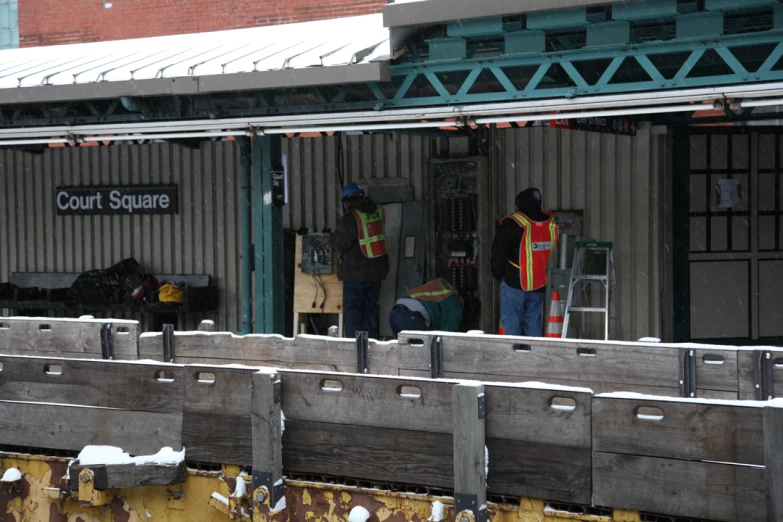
490 187 558 337
331 183 389 339
388 278 463 337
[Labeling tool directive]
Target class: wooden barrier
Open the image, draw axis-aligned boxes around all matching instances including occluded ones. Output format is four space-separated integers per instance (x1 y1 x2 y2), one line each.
592 393 771 522
4 318 783 402
181 365 254 464
280 370 456 489
0 352 777 521
140 329 750 399
178 361 592 504
0 316 139 359
398 332 743 399
485 383 592 504
0 355 183 455
139 332 359 372
139 331 433 377
738 347 783 400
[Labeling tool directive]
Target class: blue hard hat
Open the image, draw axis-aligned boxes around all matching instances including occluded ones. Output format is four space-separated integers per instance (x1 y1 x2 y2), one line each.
341 183 364 201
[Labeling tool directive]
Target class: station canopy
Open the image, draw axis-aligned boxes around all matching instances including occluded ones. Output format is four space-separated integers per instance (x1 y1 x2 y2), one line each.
383 0 626 27
0 14 392 105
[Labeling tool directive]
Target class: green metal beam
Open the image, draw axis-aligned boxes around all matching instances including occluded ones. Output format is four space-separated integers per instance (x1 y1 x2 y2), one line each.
252 135 285 334
375 30 783 108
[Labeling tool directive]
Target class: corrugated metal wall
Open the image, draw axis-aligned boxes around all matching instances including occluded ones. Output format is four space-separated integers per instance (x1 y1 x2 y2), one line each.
0 128 663 340
282 134 435 230
491 123 663 341
0 141 242 331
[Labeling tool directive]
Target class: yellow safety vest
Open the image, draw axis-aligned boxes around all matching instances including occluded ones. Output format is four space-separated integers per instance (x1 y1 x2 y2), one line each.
408 279 456 302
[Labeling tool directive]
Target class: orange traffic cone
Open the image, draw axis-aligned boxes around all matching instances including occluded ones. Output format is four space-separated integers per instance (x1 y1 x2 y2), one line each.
546 291 564 338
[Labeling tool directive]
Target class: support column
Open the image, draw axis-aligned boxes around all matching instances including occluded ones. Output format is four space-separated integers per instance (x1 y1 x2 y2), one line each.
238 137 253 334
452 383 487 522
252 135 285 334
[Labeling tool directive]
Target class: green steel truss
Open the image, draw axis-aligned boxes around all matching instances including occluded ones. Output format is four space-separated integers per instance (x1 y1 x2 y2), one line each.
1 0 783 128
381 32 783 108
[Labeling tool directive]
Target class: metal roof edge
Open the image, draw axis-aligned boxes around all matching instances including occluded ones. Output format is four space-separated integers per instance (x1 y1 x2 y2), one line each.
383 0 631 28
0 62 390 105
0 77 200 104
197 61 390 94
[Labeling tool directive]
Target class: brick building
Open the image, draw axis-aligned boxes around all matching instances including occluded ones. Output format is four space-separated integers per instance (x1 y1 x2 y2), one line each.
15 0 385 48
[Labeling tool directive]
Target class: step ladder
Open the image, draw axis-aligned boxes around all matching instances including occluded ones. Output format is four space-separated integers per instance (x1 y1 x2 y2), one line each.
562 241 617 341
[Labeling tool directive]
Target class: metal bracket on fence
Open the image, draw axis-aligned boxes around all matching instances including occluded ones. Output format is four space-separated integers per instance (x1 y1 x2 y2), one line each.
477 394 486 420
356 331 369 374
251 470 283 514
162 324 175 363
678 348 697 398
429 335 443 379
754 350 774 401
455 494 487 522
273 380 282 404
100 323 114 360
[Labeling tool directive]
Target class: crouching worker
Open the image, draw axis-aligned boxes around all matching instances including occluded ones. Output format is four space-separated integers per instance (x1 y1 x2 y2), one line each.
389 278 463 337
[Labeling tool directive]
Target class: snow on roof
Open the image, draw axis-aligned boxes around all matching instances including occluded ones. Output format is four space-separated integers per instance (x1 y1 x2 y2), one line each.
0 14 391 104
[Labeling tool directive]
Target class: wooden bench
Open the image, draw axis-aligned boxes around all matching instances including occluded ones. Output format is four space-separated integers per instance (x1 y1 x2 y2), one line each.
0 272 218 330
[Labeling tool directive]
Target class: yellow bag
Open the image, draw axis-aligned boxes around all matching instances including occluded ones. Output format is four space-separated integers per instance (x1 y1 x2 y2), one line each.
158 284 184 304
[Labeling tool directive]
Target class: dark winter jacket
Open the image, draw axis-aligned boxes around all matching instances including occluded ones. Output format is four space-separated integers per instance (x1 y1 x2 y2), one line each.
331 198 390 283
490 204 551 292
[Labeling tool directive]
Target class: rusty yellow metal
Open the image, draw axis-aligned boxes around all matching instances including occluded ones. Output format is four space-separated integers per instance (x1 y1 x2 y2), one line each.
77 468 115 507
0 453 642 522
228 480 250 520
209 494 231 516
455 509 476 522
222 464 243 477
611 509 642 522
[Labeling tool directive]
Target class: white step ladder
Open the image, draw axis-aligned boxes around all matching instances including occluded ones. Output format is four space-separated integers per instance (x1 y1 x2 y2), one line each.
562 241 617 340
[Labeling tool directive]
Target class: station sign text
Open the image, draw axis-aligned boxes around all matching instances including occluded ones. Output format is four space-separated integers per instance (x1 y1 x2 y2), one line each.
56 185 179 215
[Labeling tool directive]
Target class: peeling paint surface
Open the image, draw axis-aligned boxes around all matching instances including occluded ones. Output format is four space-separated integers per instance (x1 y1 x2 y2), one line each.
0 454 638 522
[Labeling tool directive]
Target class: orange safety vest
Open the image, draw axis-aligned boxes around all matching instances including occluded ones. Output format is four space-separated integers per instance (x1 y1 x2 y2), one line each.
407 279 456 302
504 211 558 291
353 207 388 258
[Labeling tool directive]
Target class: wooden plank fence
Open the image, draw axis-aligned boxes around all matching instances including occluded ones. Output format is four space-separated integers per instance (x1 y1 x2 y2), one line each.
0 316 139 359
2 315 783 402
0 353 778 522
0 355 183 455
592 393 774 522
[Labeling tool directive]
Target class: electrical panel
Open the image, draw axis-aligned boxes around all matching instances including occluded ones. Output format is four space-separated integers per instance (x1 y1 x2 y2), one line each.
429 159 482 331
301 234 333 274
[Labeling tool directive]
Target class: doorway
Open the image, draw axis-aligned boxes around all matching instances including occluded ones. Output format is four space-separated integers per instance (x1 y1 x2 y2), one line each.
677 129 783 344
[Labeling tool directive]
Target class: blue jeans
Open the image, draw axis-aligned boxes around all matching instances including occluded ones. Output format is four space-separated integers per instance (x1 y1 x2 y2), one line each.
343 279 382 339
500 281 545 337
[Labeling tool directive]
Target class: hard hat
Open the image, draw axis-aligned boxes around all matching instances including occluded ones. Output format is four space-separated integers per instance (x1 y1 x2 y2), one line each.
341 183 365 201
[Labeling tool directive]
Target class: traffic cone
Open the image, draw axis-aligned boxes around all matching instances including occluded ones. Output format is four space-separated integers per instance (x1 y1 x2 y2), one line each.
546 291 564 338
497 326 506 335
